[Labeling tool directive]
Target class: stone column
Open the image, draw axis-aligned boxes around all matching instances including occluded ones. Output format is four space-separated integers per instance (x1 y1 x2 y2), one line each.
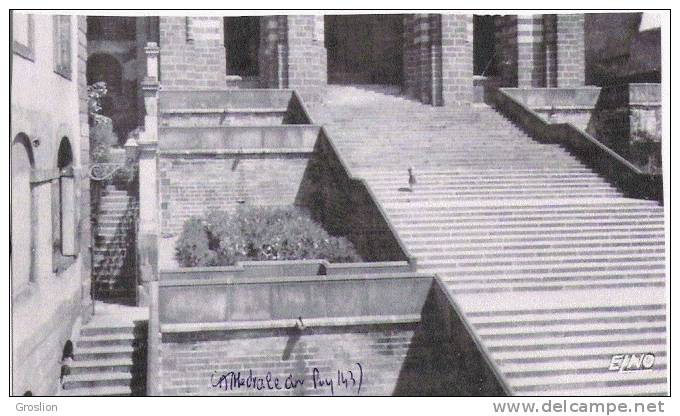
285 15 327 102
259 16 288 89
543 14 558 87
440 14 473 105
556 14 586 87
158 16 226 89
516 15 546 87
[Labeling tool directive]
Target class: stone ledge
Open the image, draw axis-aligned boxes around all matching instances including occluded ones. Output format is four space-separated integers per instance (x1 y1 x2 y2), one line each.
159 148 313 157
160 314 422 333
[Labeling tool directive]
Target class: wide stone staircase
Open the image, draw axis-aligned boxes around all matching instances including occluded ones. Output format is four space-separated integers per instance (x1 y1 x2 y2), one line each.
309 85 667 395
60 303 148 396
92 185 138 302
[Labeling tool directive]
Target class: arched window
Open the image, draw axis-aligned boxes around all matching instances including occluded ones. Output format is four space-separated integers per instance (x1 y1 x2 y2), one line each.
11 134 34 295
53 137 77 269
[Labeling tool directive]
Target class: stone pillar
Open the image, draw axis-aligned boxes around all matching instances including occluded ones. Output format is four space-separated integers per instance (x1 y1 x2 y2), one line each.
402 16 418 98
516 15 546 87
543 14 558 87
76 15 92 313
556 14 586 87
259 16 288 89
137 43 160 307
285 15 327 102
158 16 226 89
440 14 473 105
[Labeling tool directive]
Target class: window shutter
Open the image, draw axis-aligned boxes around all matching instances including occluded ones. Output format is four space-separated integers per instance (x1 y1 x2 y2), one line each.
60 173 77 256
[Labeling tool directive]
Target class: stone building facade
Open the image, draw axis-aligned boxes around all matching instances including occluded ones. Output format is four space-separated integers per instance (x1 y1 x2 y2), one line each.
85 13 660 126
11 12 92 395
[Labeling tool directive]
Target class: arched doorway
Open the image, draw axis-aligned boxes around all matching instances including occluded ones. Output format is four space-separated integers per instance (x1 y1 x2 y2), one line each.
11 134 34 295
325 14 404 86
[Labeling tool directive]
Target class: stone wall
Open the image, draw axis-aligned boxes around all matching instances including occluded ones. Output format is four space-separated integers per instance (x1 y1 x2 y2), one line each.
159 152 312 235
11 13 89 395
159 323 419 396
159 17 226 89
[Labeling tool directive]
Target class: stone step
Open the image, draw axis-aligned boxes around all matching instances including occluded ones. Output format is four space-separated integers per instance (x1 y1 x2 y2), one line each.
372 184 619 194
507 371 667 393
420 258 664 274
469 306 665 327
447 277 664 294
480 325 666 350
370 180 612 190
386 203 663 217
492 341 666 362
424 252 665 267
475 315 666 338
442 269 665 284
395 218 664 233
403 232 665 248
416 245 664 261
60 384 133 396
67 358 136 375
81 323 139 337
379 191 623 203
74 345 137 361
501 354 666 377
62 371 136 390
399 224 665 238
514 383 667 396
77 333 140 348
391 211 663 225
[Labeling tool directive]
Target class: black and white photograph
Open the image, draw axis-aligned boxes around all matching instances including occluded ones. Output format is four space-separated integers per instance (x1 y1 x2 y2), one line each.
7 4 672 412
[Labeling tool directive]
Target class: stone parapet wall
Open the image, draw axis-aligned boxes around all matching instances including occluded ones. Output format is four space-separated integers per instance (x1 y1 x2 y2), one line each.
153 273 507 396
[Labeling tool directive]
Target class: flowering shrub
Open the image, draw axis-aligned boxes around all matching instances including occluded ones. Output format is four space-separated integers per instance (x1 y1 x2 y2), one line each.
175 206 361 267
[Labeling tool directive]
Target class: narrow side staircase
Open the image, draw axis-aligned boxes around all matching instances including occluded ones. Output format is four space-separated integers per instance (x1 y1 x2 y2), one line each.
93 186 138 302
60 304 148 396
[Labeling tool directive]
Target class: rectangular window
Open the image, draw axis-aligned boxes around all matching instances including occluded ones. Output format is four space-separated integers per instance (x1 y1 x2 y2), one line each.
12 12 34 61
53 15 72 79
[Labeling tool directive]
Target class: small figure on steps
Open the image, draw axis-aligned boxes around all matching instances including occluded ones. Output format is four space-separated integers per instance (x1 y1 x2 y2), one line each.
295 316 306 330
408 167 417 191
